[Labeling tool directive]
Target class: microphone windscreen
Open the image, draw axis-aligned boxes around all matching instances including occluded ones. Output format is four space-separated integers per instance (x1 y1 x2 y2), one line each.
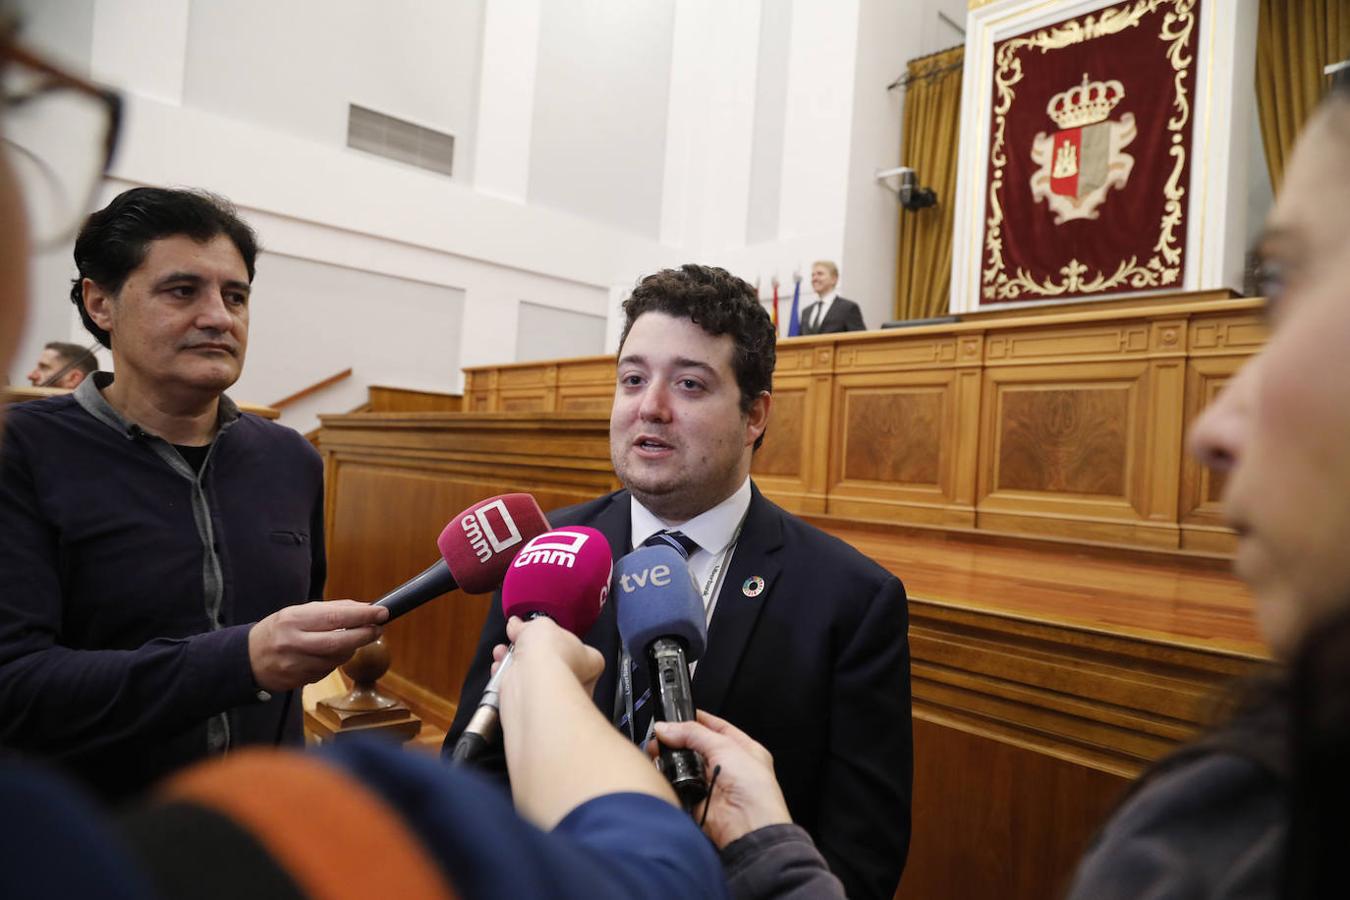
501 526 612 635
614 545 707 661
438 494 550 594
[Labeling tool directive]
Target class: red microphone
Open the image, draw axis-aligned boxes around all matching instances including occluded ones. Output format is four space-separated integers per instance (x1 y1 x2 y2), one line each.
373 494 550 621
452 526 612 763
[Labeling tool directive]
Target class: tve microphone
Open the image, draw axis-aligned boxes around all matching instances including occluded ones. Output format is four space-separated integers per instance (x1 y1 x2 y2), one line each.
614 545 708 809
452 526 612 764
373 494 549 621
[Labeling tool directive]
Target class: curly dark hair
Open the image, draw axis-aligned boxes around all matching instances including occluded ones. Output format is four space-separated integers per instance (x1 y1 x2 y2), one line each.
619 264 775 449
69 187 259 348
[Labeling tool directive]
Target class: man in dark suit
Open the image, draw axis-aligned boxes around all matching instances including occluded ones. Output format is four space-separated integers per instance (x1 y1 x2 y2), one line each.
446 264 911 900
800 260 866 334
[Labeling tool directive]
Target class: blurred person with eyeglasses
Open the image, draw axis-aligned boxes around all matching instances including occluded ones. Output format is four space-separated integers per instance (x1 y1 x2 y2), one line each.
1065 67 1350 900
0 14 388 802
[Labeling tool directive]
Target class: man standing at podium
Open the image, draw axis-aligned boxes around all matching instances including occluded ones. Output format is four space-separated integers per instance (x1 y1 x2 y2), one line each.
799 260 867 334
448 264 911 900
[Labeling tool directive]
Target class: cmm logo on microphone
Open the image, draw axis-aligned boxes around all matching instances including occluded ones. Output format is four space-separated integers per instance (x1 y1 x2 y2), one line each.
513 530 590 569
461 499 525 563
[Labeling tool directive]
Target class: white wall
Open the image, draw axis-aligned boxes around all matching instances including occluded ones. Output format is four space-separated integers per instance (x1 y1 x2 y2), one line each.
746 0 792 246
8 0 1275 414
516 302 607 363
181 1 484 184
528 0 676 237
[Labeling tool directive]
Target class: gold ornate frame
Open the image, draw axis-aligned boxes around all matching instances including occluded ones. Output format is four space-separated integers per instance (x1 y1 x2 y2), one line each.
981 0 1198 301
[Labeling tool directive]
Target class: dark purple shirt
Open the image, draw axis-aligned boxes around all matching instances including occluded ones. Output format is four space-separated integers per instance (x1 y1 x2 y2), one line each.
0 374 325 799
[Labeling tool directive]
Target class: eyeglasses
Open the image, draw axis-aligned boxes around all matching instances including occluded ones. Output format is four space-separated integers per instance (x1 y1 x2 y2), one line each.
2 31 122 249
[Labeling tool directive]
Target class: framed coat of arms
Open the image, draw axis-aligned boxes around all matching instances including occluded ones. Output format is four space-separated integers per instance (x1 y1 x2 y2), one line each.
955 0 1220 307
979 0 1202 303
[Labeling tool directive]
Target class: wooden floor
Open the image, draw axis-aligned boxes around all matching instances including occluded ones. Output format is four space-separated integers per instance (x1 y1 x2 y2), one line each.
812 519 1267 659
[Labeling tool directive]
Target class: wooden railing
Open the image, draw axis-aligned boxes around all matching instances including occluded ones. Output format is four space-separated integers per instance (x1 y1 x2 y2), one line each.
366 385 462 413
269 367 353 411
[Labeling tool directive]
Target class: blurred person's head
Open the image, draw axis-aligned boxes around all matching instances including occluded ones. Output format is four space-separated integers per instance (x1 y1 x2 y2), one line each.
810 260 838 298
74 188 257 407
1190 75 1350 658
27 339 94 387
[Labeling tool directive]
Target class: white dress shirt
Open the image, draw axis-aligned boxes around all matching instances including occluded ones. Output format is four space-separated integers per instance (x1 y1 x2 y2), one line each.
628 476 751 624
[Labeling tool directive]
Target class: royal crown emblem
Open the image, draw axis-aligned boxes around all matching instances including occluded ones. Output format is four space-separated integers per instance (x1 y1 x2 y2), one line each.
1047 74 1125 129
1029 73 1136 224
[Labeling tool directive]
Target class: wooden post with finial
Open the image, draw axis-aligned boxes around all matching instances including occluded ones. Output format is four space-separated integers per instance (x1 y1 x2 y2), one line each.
306 637 422 744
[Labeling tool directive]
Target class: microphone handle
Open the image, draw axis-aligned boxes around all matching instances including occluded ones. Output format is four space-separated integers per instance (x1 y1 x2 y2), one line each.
450 611 548 765
373 559 457 621
648 637 707 809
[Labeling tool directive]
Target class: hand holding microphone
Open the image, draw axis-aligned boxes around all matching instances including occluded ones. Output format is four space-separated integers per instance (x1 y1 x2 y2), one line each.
651 711 794 849
247 600 389 693
452 526 613 763
491 615 604 698
615 544 708 810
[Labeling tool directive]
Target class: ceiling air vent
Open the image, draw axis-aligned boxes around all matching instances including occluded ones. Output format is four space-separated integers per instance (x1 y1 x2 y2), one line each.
346 104 454 177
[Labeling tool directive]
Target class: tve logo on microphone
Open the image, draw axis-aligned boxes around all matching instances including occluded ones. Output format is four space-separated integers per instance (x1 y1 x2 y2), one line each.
513 530 592 569
617 563 672 593
461 498 526 563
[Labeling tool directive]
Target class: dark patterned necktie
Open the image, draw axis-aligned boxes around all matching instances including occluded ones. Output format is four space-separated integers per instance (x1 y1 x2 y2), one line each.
618 531 700 741
643 530 699 560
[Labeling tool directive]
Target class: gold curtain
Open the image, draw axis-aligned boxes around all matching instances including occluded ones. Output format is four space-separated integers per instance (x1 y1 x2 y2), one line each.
895 46 964 321
1255 0 1350 192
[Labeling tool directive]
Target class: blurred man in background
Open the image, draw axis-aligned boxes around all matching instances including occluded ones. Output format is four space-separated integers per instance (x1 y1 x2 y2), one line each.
25 338 95 387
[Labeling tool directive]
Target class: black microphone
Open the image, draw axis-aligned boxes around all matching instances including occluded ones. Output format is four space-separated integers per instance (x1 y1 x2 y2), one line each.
614 544 708 809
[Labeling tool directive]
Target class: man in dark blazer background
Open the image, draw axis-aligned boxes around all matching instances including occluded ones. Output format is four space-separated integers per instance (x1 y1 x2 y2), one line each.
800 260 866 334
445 264 911 900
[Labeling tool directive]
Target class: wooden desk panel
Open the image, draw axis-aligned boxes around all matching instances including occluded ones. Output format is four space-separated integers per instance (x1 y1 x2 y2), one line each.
319 412 617 724
459 293 1265 553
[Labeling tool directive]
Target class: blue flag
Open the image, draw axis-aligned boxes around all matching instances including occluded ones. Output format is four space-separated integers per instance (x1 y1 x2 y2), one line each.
787 278 802 337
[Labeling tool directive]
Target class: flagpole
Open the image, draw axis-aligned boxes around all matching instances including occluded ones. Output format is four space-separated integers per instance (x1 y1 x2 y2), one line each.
772 276 781 337
788 271 802 338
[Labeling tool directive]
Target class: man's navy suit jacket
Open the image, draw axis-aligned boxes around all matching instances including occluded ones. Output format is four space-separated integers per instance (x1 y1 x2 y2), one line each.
445 483 912 900
801 295 867 334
